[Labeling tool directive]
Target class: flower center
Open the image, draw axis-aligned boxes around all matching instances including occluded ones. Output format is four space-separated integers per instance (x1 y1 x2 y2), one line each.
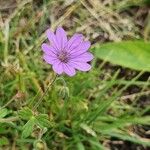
58 51 69 63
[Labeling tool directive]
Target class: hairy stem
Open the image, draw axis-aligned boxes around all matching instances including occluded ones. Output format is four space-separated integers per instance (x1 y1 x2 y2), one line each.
33 74 58 111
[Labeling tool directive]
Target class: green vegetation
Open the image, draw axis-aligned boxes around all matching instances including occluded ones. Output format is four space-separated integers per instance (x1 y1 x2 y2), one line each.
95 41 150 72
0 0 150 149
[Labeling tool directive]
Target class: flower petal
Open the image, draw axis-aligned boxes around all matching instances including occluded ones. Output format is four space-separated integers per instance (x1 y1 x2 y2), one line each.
43 54 57 65
56 27 67 50
52 61 63 75
46 29 59 50
69 61 91 71
70 41 91 55
66 34 83 52
63 63 76 76
41 43 57 57
71 52 94 62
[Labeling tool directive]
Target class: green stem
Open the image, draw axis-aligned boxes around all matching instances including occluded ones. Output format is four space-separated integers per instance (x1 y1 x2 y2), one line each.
33 74 58 111
4 21 9 64
1 97 14 109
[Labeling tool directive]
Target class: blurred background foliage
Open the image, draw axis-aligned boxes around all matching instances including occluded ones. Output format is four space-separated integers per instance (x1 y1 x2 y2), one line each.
0 0 150 150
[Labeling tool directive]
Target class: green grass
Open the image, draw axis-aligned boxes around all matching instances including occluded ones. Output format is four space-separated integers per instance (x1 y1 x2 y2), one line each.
0 0 150 149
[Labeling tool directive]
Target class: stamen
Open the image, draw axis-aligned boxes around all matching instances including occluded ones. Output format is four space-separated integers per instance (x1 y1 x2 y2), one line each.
58 51 69 63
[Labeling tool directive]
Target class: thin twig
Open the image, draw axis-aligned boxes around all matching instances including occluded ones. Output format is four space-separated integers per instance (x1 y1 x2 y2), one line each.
0 117 19 123
1 97 14 109
121 90 150 101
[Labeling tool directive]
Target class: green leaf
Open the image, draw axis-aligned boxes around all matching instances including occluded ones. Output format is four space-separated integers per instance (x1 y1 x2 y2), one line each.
80 123 97 137
88 140 107 150
22 117 35 138
101 131 150 147
35 114 51 128
145 0 150 4
0 137 9 146
94 116 150 131
95 41 150 72
18 107 33 120
77 142 85 150
0 108 8 118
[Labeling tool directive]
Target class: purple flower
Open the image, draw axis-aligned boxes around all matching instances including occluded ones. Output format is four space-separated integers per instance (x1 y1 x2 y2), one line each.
41 27 94 76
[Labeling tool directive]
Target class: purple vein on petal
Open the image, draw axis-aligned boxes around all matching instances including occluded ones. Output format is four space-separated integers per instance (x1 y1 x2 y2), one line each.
46 29 60 51
63 63 76 76
52 61 63 74
68 61 91 71
69 41 91 56
70 52 94 62
56 27 67 50
66 34 83 52
41 43 57 56
43 54 58 65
